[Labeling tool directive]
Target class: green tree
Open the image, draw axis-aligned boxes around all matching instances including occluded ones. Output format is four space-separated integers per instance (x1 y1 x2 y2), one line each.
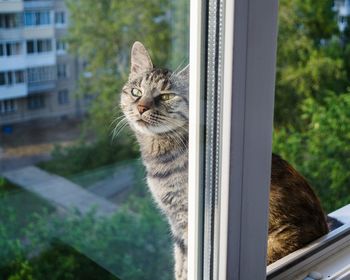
273 0 350 212
66 0 188 138
273 94 350 212
0 185 172 280
275 0 346 129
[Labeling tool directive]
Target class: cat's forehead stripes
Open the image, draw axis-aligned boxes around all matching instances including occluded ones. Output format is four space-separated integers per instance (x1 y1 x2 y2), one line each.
134 69 173 92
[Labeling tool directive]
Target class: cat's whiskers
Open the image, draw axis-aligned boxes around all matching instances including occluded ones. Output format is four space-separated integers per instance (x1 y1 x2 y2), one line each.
170 60 186 78
110 114 128 128
111 117 129 140
155 116 188 152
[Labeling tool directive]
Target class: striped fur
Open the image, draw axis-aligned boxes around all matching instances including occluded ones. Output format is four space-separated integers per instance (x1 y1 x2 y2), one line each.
120 42 189 280
119 42 329 277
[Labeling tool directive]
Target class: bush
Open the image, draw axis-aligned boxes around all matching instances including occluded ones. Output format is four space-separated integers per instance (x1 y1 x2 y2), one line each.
38 136 139 178
273 93 350 212
0 179 173 280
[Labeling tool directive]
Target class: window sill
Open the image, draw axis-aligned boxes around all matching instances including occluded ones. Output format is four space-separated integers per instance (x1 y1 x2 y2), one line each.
267 204 350 280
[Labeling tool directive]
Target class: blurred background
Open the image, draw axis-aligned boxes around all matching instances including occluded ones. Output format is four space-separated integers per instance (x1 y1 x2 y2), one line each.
0 0 188 279
0 0 350 279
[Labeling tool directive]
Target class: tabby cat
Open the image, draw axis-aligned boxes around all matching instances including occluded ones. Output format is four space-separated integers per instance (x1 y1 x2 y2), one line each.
119 41 328 280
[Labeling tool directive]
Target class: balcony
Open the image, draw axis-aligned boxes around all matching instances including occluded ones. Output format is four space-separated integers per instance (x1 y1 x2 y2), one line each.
23 1 53 10
0 1 23 13
0 83 27 101
28 80 55 93
23 25 54 39
0 27 23 40
0 54 26 72
26 52 56 68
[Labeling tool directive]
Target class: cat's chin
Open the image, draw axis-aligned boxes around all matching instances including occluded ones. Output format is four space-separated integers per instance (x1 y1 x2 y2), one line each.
132 121 175 136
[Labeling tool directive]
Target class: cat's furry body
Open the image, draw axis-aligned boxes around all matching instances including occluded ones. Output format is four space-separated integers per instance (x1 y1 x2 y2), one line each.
120 42 328 280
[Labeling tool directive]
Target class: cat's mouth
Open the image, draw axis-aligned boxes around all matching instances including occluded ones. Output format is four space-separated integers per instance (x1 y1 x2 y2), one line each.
136 119 150 126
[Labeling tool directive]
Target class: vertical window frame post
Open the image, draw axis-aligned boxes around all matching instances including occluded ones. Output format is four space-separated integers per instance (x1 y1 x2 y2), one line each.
220 0 279 279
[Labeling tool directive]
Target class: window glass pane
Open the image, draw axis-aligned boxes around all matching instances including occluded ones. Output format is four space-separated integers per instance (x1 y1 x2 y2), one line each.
6 71 13 85
27 40 35 53
57 64 67 79
6 42 22 56
41 11 50 25
270 0 350 266
0 99 16 114
6 43 11 56
0 72 5 85
0 44 3 56
46 39 52 51
37 40 43 52
24 12 34 26
15 70 24 84
27 94 45 110
0 1 189 280
35 12 41 25
55 12 65 24
14 42 21 55
58 89 69 105
56 39 66 52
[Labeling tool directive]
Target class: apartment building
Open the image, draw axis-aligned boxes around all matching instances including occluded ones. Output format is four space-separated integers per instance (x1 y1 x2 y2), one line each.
334 0 350 32
0 0 86 125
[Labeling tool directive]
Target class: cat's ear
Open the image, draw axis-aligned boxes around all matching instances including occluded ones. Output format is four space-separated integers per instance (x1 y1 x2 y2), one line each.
177 64 189 80
130 41 153 79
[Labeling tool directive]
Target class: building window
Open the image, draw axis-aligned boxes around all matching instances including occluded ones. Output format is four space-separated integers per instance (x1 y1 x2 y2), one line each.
27 39 52 54
0 99 16 114
24 12 34 26
27 66 55 84
24 11 51 26
26 40 35 54
55 11 66 25
0 44 4 56
5 42 22 56
7 71 13 85
0 70 25 86
0 13 21 29
0 72 5 86
56 39 67 54
57 64 68 79
38 39 52 52
27 95 45 110
14 70 25 84
58 89 69 105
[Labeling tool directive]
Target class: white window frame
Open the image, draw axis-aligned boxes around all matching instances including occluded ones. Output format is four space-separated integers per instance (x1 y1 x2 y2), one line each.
26 38 52 55
56 39 67 55
189 1 350 280
188 0 287 279
24 10 51 27
0 99 17 114
54 11 66 27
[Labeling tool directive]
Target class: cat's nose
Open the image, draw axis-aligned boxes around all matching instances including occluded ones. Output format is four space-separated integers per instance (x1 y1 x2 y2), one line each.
137 104 150 115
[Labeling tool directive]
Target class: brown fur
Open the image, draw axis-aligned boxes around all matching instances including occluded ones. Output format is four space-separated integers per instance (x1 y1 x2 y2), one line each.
268 154 329 264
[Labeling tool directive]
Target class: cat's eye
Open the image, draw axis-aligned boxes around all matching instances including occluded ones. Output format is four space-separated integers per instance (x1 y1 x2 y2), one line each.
159 93 175 101
131 88 142 98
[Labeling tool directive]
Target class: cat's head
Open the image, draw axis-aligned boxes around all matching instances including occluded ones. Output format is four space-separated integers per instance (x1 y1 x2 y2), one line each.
120 41 189 136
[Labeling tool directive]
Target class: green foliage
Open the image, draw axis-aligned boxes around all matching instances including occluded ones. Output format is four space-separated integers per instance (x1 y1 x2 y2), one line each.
38 136 139 178
275 0 346 129
0 185 172 280
273 94 350 212
2 242 121 280
273 0 350 212
65 0 189 138
0 179 54 268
